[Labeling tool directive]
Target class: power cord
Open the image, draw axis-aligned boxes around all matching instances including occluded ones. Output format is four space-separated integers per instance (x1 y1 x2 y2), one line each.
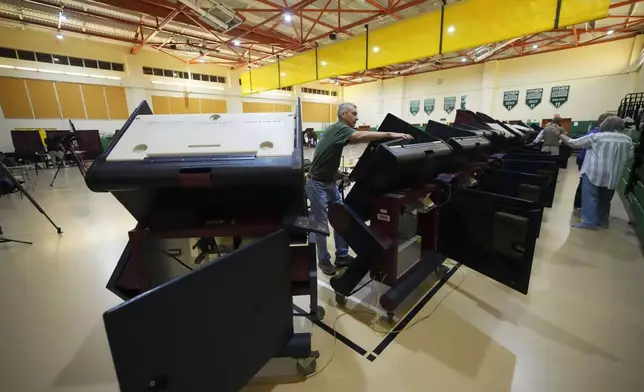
307 264 464 378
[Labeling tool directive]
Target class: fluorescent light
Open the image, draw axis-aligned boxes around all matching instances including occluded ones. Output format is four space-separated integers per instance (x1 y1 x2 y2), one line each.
283 13 292 22
461 57 467 62
199 58 205 63
0 64 16 69
56 33 63 40
16 66 37 71
38 69 64 74
104 76 122 80
233 39 240 46
372 46 380 53
532 44 538 49
89 74 107 79
447 25 455 33
280 72 286 77
65 72 88 77
321 61 327 66
607 29 615 35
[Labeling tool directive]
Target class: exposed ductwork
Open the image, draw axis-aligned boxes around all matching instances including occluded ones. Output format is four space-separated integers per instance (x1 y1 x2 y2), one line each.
175 0 243 32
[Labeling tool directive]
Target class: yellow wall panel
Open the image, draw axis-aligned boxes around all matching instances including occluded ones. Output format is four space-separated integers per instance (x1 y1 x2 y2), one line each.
443 0 558 53
168 96 187 114
250 63 280 94
368 11 441 69
275 104 291 112
559 0 609 28
318 36 366 79
331 104 338 121
0 77 32 119
187 97 200 114
55 82 86 119
105 86 129 119
200 98 216 114
213 99 227 113
25 79 60 119
302 102 331 123
152 95 170 114
81 84 109 119
280 51 317 88
242 101 274 113
241 72 252 96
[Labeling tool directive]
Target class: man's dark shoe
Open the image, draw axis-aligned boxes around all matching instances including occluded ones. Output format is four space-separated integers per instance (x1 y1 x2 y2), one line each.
318 261 336 276
334 254 355 268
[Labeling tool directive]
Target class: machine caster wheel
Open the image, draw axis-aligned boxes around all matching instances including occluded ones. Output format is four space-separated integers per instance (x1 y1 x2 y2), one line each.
296 352 319 376
386 312 395 325
335 293 347 306
435 265 449 280
316 306 326 321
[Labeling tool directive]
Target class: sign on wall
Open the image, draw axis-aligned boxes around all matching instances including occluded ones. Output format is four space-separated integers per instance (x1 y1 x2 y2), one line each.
460 95 467 110
503 90 519 110
424 98 435 115
410 100 420 115
525 88 543 109
550 85 570 108
444 96 456 114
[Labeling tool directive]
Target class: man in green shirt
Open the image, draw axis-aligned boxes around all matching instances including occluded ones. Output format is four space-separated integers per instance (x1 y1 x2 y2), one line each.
306 103 412 275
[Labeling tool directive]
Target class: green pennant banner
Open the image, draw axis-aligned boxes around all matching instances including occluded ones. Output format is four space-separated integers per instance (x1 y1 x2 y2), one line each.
550 85 570 108
410 100 420 115
503 90 519 110
444 96 456 114
525 88 543 109
424 98 435 115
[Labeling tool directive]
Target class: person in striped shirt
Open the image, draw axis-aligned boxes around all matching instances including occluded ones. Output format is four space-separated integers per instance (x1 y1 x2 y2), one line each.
556 116 633 230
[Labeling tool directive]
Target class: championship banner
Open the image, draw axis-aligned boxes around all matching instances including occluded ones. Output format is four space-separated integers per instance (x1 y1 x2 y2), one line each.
410 100 420 115
550 85 570 108
460 95 467 110
444 96 456 114
525 88 543 109
503 90 519 110
424 98 435 115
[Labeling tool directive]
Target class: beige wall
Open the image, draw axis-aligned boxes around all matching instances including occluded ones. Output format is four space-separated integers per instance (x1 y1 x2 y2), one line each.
344 37 644 127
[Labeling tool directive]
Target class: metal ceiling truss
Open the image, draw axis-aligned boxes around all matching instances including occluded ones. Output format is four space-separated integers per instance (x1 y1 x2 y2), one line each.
0 0 643 77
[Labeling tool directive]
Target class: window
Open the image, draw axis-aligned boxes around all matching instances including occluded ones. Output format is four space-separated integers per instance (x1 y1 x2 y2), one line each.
35 52 53 63
84 59 98 69
17 50 36 61
209 75 218 82
217 76 226 83
69 57 84 67
0 47 17 59
192 73 201 81
111 63 124 72
153 68 163 76
53 55 69 65
163 69 173 77
98 61 111 70
143 67 153 75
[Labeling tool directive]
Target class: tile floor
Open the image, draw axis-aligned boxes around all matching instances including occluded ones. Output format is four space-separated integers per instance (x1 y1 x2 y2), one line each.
1 158 643 392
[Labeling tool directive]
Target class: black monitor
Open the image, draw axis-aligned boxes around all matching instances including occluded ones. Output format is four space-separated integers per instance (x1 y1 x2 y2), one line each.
103 229 294 392
345 114 452 220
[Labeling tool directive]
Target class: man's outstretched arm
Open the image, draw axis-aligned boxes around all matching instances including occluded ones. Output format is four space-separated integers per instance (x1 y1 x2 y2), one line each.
348 131 413 144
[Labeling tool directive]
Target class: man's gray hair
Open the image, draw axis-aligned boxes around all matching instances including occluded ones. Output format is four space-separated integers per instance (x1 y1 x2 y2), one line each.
337 102 356 120
599 116 625 133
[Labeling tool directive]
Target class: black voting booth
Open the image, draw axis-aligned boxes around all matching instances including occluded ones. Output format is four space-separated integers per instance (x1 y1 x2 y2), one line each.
85 100 324 391
329 114 544 320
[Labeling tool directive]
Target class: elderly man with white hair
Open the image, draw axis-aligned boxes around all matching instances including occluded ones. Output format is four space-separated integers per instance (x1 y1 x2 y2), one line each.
534 114 565 155
556 116 633 230
306 103 413 275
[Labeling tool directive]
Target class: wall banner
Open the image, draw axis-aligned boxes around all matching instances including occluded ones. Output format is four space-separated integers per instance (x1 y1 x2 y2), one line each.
410 100 420 115
424 98 435 115
503 90 519 110
550 85 570 108
460 95 467 110
525 88 543 109
444 96 456 114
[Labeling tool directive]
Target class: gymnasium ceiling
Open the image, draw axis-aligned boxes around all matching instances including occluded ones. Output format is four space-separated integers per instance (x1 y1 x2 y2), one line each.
0 0 642 85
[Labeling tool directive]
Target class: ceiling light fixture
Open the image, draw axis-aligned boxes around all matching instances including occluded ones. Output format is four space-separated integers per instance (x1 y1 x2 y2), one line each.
283 13 292 22
461 57 467 62
59 12 67 21
532 44 538 49
233 39 240 46
607 29 615 35
447 25 455 33
280 72 287 76
56 32 63 40
0 64 15 69
372 46 380 53
321 60 328 66
16 66 37 72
